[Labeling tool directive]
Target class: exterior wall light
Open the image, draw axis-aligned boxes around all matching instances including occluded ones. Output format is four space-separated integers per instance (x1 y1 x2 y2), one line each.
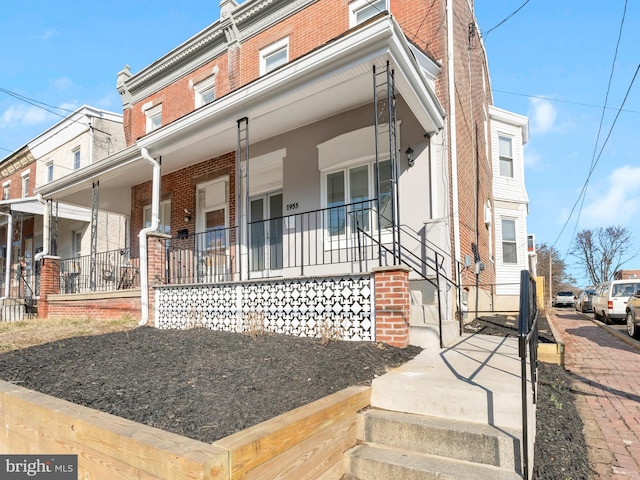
184 208 192 223
405 146 415 167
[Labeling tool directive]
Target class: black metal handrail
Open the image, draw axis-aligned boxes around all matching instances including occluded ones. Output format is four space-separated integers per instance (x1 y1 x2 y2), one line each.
163 227 237 284
57 248 139 294
518 269 538 480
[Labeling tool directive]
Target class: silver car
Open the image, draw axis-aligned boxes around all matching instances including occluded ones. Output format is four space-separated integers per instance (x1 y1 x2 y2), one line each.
575 287 596 313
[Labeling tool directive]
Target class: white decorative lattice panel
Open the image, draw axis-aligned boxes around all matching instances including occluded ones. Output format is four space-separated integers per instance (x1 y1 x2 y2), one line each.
155 275 373 341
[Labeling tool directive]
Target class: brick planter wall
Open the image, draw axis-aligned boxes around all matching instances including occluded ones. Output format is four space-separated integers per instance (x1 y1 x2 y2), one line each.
373 266 411 347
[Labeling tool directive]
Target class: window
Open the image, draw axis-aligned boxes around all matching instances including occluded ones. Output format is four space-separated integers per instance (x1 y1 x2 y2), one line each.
349 0 387 27
72 230 83 257
194 75 216 108
499 136 513 177
145 104 163 133
21 173 29 198
324 160 391 237
2 182 9 200
73 149 81 170
260 37 289 75
501 219 517 264
143 200 171 235
47 163 54 183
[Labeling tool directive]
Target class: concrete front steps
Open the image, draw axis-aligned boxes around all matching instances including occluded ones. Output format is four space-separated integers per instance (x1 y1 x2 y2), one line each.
344 409 522 480
409 289 460 349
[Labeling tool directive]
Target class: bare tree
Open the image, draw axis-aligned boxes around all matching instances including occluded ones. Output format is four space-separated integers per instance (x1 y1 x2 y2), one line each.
536 243 576 299
571 225 633 285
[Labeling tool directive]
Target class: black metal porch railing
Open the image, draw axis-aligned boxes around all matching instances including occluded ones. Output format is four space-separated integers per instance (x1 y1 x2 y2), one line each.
56 248 139 294
518 269 539 480
163 226 237 284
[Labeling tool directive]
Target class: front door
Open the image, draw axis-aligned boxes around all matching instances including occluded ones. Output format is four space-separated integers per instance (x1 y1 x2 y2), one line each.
200 207 228 281
249 192 283 276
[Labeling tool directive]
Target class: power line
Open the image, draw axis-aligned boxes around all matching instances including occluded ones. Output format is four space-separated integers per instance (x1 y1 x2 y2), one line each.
482 0 532 39
493 89 640 115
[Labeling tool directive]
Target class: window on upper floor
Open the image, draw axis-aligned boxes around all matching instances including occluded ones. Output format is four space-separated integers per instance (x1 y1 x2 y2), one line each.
145 104 163 133
498 136 513 177
73 148 81 170
2 182 9 201
143 200 172 235
47 162 54 183
349 0 387 27
260 37 289 75
194 75 216 108
21 173 29 198
501 218 517 264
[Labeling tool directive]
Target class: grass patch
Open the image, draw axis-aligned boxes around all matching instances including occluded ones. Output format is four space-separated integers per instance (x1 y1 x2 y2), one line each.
0 316 138 353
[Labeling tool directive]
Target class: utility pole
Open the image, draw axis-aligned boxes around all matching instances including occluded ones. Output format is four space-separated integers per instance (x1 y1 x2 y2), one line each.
548 252 552 306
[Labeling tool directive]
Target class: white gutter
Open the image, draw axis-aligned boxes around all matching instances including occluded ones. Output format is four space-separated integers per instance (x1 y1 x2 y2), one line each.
138 148 161 327
34 194 49 262
0 212 12 299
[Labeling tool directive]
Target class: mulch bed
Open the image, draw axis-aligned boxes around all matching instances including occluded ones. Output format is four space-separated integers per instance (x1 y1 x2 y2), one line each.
465 314 592 480
0 327 420 443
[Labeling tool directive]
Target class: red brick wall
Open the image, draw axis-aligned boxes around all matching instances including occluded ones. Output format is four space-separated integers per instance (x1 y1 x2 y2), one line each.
130 152 236 251
374 266 410 347
1 162 37 199
45 297 141 321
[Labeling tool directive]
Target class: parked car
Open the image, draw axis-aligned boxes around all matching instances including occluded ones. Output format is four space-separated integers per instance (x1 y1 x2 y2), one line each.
592 279 640 325
552 291 576 308
575 287 596 313
625 290 640 338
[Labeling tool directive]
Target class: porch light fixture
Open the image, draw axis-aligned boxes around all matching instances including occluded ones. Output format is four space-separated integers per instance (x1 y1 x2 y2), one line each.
405 146 415 167
184 209 191 223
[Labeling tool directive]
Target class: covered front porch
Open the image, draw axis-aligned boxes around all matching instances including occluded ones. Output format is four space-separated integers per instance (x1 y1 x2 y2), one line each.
36 16 459 346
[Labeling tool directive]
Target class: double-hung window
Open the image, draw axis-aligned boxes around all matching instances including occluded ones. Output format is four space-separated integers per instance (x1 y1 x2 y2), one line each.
143 200 171 235
260 37 289 75
501 218 517 264
145 104 163 133
325 160 391 239
47 162 54 183
499 136 513 177
73 148 81 170
21 172 29 198
195 75 216 108
2 182 10 200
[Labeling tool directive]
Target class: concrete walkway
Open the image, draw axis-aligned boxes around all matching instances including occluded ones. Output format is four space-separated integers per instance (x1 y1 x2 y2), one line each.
548 310 640 479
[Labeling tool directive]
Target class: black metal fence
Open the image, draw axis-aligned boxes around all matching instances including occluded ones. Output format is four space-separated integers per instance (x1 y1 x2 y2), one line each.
518 269 538 480
56 248 139 294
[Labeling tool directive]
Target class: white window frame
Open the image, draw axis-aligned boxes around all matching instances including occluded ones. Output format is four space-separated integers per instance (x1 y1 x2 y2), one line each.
194 75 216 108
321 159 392 245
498 135 514 178
73 148 81 170
46 162 54 183
2 181 10 201
143 200 171 235
72 229 83 258
21 171 29 198
260 37 289 75
145 104 163 133
501 218 517 264
349 0 387 27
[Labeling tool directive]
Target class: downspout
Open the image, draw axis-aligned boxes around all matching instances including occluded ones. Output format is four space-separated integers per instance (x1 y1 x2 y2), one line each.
138 147 161 327
34 194 49 262
447 0 462 311
0 212 12 299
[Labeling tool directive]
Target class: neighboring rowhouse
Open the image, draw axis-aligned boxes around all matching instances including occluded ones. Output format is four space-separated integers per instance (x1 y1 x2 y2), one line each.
36 0 523 347
489 106 531 312
0 105 127 320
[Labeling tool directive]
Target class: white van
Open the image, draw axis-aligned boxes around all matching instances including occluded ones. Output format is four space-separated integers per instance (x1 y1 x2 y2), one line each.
592 279 640 324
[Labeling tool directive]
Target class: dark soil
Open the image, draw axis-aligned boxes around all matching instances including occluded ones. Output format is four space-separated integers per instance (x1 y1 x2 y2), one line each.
465 314 592 480
0 327 420 443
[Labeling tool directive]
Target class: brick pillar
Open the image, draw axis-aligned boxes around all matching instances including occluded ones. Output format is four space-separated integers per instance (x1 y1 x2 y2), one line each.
373 265 411 348
145 235 166 326
37 256 60 319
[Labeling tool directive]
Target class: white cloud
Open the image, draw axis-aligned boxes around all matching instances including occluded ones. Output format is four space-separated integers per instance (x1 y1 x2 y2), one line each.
529 97 557 134
36 29 60 40
582 165 640 227
51 77 74 90
0 104 52 128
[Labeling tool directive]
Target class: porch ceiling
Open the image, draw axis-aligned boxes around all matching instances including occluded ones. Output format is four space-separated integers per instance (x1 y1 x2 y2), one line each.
37 15 444 215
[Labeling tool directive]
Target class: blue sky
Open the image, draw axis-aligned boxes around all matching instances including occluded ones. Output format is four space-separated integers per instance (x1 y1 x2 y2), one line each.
1 1 639 286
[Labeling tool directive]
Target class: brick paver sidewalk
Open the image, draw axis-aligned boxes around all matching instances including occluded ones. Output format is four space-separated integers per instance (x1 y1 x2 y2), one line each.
548 311 640 479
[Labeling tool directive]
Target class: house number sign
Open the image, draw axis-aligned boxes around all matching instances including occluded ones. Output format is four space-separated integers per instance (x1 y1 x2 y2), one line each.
286 202 299 211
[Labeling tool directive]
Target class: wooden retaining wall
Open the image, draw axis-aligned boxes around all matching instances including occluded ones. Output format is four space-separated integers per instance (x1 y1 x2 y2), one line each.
0 379 369 479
